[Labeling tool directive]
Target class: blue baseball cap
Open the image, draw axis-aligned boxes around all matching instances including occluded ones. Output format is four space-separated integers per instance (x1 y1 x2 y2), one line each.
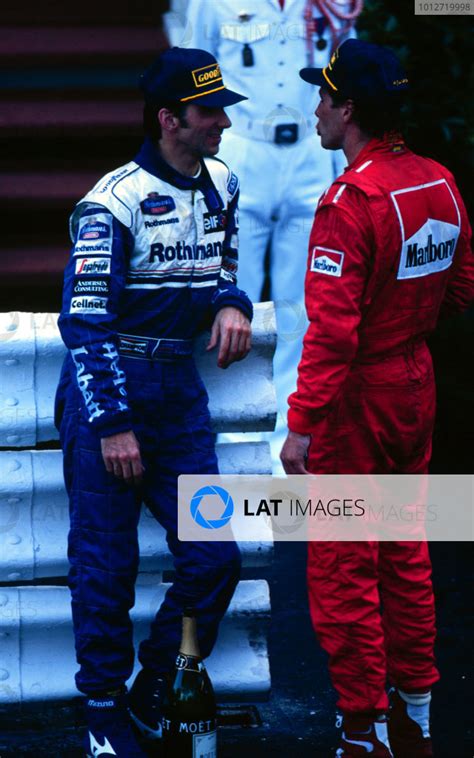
300 39 409 102
140 47 247 107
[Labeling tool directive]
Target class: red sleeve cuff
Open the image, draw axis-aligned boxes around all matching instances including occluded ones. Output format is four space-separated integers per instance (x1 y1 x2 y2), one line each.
287 406 327 435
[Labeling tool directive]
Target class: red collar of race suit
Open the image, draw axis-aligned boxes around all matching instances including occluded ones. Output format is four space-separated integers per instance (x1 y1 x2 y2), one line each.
346 134 407 172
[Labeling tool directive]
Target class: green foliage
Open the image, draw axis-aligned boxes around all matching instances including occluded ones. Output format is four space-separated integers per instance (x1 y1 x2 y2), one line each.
358 1 474 214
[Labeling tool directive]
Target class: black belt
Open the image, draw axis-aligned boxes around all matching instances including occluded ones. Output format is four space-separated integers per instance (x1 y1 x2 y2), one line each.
274 123 299 144
117 333 193 360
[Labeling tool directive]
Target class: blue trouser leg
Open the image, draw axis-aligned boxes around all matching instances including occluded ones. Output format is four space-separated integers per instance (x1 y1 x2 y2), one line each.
61 406 142 694
138 471 241 671
135 358 241 671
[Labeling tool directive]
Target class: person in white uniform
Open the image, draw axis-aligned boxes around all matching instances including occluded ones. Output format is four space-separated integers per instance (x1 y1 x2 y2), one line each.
169 0 362 471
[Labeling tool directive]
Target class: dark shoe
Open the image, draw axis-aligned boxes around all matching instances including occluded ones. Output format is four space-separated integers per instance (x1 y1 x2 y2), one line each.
388 689 433 757
84 692 147 757
336 713 393 757
129 668 168 741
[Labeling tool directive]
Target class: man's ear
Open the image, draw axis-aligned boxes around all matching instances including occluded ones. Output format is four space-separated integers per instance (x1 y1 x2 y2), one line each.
158 107 180 134
342 99 355 123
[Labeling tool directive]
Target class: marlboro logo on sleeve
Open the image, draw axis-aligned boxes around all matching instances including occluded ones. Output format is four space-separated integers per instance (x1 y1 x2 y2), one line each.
311 247 345 277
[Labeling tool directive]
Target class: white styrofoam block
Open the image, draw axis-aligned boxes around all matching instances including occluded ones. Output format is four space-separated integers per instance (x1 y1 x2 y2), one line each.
0 447 273 581
0 303 277 445
0 312 37 447
0 588 21 704
195 302 277 432
34 313 68 444
0 454 35 583
0 580 270 704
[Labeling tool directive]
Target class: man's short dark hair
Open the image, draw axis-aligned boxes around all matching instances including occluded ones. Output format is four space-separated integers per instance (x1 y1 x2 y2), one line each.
327 88 405 139
143 100 189 140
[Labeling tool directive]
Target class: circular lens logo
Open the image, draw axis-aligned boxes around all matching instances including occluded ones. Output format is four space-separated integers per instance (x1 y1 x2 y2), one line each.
190 486 234 529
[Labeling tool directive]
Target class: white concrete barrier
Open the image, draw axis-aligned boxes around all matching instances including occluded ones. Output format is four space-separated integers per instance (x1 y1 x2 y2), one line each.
0 580 270 704
0 303 277 447
0 304 276 704
0 447 273 582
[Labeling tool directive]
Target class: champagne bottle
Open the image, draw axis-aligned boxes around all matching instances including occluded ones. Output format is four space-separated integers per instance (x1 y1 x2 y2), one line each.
162 608 217 757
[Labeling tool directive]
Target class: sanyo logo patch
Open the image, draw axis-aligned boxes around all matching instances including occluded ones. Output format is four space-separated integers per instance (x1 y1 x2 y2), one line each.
311 247 344 277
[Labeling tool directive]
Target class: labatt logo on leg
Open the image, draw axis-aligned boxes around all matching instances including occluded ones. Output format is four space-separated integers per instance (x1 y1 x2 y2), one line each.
311 247 344 277
392 179 461 280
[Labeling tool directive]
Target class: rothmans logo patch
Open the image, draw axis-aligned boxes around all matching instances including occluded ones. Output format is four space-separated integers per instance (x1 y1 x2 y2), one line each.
79 217 110 240
140 193 176 216
392 179 461 280
192 63 222 88
311 247 344 277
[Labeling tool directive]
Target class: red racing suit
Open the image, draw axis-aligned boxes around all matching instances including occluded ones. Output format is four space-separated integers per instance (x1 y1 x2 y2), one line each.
287 137 474 715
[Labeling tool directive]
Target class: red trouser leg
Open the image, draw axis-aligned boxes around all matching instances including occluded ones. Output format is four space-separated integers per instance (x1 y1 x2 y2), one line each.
380 541 439 692
306 345 438 713
307 539 439 713
307 540 389 714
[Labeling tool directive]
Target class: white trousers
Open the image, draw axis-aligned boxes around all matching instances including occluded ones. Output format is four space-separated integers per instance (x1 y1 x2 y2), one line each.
218 130 344 472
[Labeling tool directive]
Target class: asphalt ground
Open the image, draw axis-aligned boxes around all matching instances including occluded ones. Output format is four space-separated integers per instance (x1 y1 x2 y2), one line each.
0 540 472 758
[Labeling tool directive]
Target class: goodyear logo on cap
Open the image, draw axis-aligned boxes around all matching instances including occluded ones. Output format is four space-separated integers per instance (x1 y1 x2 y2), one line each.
192 63 223 88
393 78 409 87
323 47 340 92
329 48 340 68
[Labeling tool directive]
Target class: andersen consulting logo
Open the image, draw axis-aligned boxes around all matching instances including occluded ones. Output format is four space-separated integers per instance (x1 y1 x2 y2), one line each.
190 486 234 529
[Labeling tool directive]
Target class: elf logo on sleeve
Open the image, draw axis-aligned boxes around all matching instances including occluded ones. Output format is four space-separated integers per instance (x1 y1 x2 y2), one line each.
311 247 344 277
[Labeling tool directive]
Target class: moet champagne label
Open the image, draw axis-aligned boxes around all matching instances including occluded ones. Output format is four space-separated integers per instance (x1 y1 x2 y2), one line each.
193 729 216 758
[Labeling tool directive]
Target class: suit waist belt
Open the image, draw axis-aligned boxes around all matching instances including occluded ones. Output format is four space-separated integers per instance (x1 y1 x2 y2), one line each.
117 333 193 360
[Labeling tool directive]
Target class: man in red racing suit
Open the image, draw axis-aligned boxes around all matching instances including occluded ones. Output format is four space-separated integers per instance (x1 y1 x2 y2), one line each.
281 40 474 758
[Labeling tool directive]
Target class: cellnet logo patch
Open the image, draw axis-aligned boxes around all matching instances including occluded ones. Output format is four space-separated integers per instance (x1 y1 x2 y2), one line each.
190 486 234 529
311 247 344 277
70 296 108 314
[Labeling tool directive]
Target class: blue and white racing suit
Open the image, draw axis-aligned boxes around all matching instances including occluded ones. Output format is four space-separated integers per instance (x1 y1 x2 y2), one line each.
55 138 253 695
